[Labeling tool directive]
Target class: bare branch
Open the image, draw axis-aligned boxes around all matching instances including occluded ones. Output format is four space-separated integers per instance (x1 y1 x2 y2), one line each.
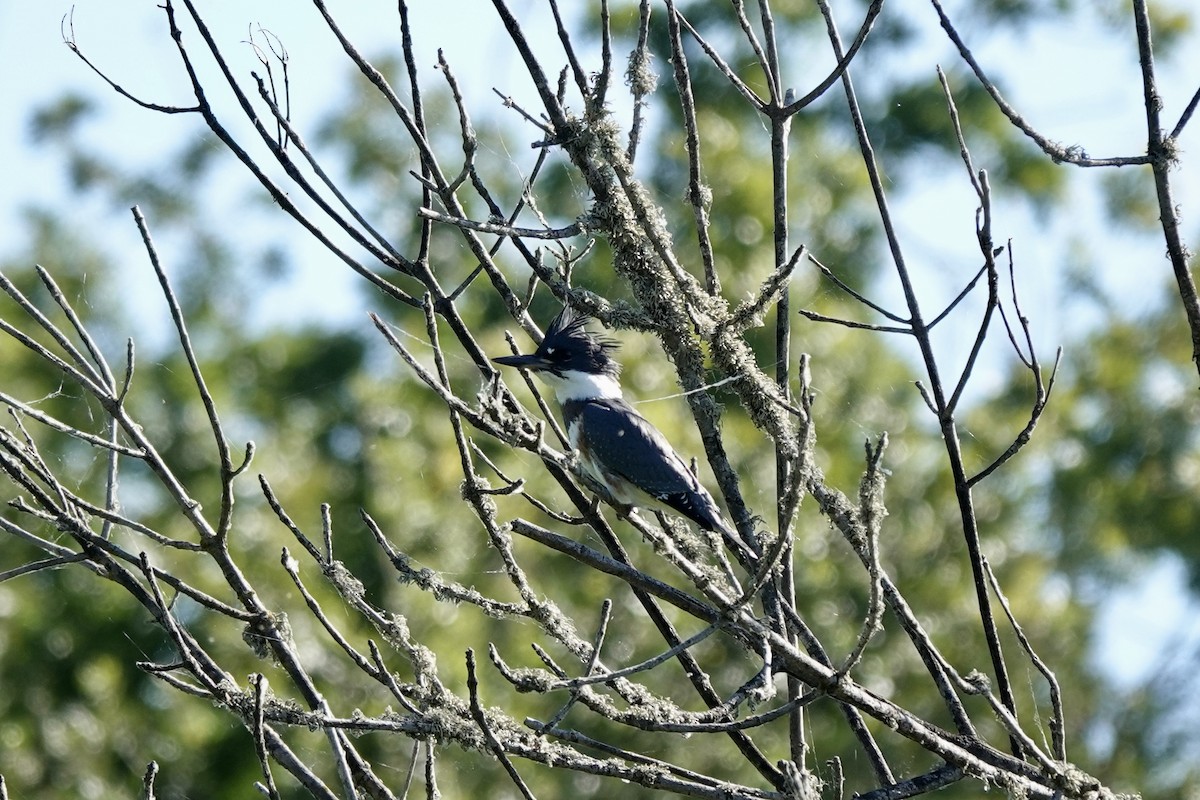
815 0 1024 753
132 207 234 542
930 0 1151 168
1169 82 1200 140
666 0 717 293
624 0 653 162
807 253 909 324
64 10 200 114
674 12 765 111
418 208 581 240
983 556 1067 762
1129 0 1200 380
250 674 284 800
783 0 886 114
467 649 538 800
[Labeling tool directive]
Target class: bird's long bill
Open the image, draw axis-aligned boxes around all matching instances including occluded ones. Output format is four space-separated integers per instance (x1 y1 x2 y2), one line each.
493 353 550 370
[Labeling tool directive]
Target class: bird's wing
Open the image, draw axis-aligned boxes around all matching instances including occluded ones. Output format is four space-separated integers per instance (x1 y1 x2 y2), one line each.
575 398 723 528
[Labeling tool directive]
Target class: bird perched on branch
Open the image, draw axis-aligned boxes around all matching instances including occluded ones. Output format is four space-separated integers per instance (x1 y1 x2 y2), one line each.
494 306 751 562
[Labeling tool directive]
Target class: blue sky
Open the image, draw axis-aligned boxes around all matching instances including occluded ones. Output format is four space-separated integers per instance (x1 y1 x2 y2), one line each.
3 1 1194 341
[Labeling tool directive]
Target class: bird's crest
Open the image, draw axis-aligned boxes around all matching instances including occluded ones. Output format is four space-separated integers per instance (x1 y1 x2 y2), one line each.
542 306 621 376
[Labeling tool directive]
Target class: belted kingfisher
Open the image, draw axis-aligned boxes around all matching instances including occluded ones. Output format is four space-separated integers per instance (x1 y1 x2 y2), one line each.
494 307 749 561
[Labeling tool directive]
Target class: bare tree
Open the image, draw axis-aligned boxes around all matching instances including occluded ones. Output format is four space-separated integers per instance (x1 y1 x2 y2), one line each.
3 0 1194 797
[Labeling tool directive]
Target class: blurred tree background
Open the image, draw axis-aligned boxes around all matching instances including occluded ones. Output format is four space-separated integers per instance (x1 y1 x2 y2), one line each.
1 1 1197 798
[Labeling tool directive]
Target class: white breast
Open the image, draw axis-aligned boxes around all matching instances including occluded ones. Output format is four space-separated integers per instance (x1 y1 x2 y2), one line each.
540 369 623 403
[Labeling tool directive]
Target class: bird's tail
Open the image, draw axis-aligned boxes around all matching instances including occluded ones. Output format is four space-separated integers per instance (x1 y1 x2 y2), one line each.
711 515 756 565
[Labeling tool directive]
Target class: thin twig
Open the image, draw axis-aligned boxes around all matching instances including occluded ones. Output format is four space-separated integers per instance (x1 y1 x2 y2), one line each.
466 649 538 800
0 553 91 583
808 253 909 323
926 264 988 330
665 0 718 293
418 208 581 240
1129 0 1200 379
674 11 764 110
251 674 284 800
930 0 1151 168
816 0 1024 753
595 0 613 110
796 309 911 335
63 10 200 114
132 206 234 543
838 434 888 677
782 0 885 114
625 0 653 162
855 764 964 800
1168 82 1200 140
982 556 1066 763
0 391 143 457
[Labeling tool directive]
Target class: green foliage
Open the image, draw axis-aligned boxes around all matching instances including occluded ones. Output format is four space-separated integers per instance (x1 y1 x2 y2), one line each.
1101 167 1162 231
1044 302 1199 581
1 1 1197 798
867 75 1066 207
1147 0 1194 51
27 93 96 141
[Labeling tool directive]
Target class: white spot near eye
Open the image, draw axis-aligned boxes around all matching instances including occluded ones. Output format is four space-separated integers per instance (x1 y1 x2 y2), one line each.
546 347 556 355
617 430 625 437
